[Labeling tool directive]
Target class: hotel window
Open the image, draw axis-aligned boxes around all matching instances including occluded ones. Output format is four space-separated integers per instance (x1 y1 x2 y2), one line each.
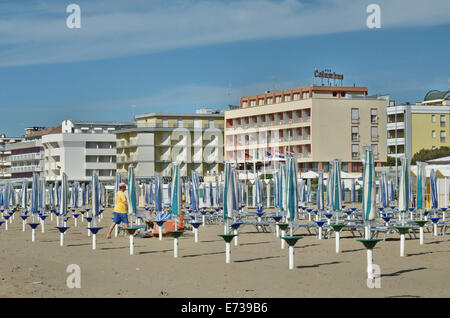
250 100 256 107
258 98 264 106
431 115 436 123
275 96 282 103
284 95 291 102
352 126 359 141
267 97 273 104
440 115 446 127
242 101 248 108
177 119 183 128
432 130 436 138
441 131 446 143
371 126 378 142
351 108 359 124
293 93 300 100
352 144 359 159
371 109 378 124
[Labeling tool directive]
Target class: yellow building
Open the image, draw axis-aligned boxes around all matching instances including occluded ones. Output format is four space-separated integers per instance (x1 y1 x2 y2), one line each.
225 85 388 173
115 109 224 179
387 90 450 159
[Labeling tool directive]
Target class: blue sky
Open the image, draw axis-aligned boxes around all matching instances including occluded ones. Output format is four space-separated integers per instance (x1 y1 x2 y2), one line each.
1 0 449 136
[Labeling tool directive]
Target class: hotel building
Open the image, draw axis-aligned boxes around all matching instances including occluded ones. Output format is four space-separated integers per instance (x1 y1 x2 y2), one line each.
225 85 388 174
41 120 135 182
115 109 224 180
387 89 450 159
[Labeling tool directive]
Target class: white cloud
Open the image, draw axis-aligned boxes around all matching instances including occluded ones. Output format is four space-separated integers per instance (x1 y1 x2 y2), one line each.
0 0 449 66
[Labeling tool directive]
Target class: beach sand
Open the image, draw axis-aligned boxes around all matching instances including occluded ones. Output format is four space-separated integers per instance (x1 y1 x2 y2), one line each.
0 208 449 298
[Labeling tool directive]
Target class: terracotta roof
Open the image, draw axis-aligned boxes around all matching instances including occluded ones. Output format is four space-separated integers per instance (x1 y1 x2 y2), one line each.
27 126 62 137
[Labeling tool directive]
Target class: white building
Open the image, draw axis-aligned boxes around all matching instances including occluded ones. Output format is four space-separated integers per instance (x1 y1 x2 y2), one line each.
42 120 135 182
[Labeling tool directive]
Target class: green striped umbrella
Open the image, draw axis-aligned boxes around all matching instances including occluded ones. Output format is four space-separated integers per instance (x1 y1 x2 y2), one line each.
362 148 376 222
279 163 287 217
416 162 426 210
170 163 181 217
127 165 137 220
331 159 342 212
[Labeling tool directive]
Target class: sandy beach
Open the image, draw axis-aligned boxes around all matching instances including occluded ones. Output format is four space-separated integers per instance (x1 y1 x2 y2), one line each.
0 208 449 298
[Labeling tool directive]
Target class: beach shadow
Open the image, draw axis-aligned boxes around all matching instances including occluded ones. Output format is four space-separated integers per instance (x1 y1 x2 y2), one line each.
294 243 320 249
100 246 128 250
182 251 224 258
240 241 271 246
342 248 364 253
139 249 172 255
387 295 421 298
199 240 222 243
234 255 280 263
381 267 426 277
296 261 341 269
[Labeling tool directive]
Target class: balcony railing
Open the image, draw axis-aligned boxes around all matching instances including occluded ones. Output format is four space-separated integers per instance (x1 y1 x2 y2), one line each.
352 152 360 160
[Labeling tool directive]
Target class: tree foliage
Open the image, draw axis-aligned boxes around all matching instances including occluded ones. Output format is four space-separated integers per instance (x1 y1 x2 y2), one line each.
411 146 450 165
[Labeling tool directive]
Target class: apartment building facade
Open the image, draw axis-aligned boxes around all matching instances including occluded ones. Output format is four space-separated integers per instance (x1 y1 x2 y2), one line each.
115 109 224 179
41 120 135 182
225 85 387 174
387 89 450 159
0 134 24 179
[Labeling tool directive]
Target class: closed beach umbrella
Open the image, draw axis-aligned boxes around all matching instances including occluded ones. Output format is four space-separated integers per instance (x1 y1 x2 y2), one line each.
317 171 325 211
223 162 234 223
154 174 163 212
398 157 410 213
389 179 395 203
273 170 280 211
341 180 345 203
255 175 262 209
351 178 356 205
430 169 438 210
286 155 298 226
21 182 28 211
362 148 376 223
209 182 214 208
192 172 200 213
31 173 39 215
416 162 426 210
127 165 137 217
307 178 312 205
280 163 287 213
381 172 388 209
91 171 100 225
170 163 181 217
331 159 342 212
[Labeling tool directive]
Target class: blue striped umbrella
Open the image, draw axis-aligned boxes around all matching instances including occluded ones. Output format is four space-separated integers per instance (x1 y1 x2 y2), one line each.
0 186 3 208
202 183 207 204
286 155 298 232
9 183 15 207
31 173 39 215
209 182 214 208
430 169 438 209
409 176 414 208
255 175 263 209
317 171 325 210
128 165 137 217
170 163 181 217
280 163 287 213
91 171 100 226
168 179 172 205
307 178 312 205
55 181 60 209
273 170 280 211
381 172 388 208
362 148 376 222
85 184 90 209
149 182 154 206
398 157 410 213
21 182 28 211
39 179 46 211
191 172 200 213
72 182 79 209
59 173 68 219
351 179 356 204
389 179 395 203
416 162 426 209
341 180 345 203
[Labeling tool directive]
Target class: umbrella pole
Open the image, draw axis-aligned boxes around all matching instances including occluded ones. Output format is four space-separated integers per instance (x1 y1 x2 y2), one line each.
234 229 239 246
174 237 178 258
289 245 294 270
41 220 45 233
400 234 405 257
335 231 340 253
22 220 26 232
226 242 231 264
281 230 286 249
158 225 162 240
420 226 424 245
115 224 118 237
318 226 322 240
60 232 64 246
32 228 35 242
130 234 134 255
367 248 374 280
194 227 198 243
92 233 96 250
87 221 91 236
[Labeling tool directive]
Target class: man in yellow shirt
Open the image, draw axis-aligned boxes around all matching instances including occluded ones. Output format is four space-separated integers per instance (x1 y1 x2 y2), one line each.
107 183 129 239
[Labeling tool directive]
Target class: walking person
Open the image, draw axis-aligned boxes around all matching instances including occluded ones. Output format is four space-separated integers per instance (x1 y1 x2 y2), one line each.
107 182 129 238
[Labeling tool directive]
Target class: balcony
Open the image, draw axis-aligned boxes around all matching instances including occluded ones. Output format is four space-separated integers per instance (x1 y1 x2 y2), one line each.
371 136 379 142
387 122 405 130
351 117 360 124
387 138 405 146
9 153 42 162
7 165 42 173
0 161 11 166
352 152 360 160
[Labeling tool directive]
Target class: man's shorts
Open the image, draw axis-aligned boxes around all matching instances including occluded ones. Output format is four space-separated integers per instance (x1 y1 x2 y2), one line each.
113 212 129 224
